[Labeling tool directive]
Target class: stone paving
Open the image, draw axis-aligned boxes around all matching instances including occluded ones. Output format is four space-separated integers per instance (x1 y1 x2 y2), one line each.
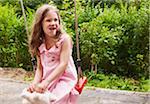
0 78 149 104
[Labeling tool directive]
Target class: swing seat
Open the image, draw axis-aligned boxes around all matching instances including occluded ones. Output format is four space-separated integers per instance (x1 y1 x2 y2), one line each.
75 76 87 94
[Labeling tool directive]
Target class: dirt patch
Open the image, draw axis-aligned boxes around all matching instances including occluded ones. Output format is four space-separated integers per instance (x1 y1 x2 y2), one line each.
0 67 34 81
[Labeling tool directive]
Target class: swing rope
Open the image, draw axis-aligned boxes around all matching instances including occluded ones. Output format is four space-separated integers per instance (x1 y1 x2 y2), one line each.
20 0 37 71
74 0 87 94
74 0 83 77
20 0 29 36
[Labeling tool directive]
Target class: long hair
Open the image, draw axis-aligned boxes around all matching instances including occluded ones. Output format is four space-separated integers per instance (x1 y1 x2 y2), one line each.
29 4 63 57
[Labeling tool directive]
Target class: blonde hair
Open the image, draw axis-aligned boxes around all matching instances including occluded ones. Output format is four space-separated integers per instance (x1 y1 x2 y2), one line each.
29 4 63 56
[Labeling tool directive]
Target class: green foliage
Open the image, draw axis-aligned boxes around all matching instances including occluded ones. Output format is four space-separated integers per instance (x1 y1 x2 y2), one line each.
79 0 149 78
0 0 149 83
0 4 31 69
86 72 150 92
0 0 50 9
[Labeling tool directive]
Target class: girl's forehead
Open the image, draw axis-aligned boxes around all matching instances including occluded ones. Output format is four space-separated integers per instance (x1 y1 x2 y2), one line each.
45 10 58 18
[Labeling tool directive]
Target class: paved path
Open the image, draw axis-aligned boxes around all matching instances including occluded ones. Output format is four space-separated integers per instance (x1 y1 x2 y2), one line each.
0 78 149 104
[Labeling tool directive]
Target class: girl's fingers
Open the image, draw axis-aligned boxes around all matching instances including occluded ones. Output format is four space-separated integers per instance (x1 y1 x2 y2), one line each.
35 84 45 93
26 83 45 93
27 87 31 93
29 87 34 93
27 84 35 93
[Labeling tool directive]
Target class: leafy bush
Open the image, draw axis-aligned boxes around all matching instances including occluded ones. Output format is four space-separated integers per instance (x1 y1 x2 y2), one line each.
0 4 31 69
79 1 149 78
0 0 149 79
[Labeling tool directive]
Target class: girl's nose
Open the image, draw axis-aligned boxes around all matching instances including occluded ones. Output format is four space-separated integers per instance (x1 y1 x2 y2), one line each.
51 20 55 25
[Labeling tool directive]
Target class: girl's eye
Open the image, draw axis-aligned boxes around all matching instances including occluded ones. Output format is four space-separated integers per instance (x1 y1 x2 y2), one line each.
54 18 58 22
46 19 51 22
45 18 58 22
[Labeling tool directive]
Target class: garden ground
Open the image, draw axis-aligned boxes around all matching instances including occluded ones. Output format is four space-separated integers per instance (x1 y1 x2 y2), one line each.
0 68 149 104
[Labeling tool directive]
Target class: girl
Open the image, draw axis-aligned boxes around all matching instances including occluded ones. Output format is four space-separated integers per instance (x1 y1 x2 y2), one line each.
22 4 79 104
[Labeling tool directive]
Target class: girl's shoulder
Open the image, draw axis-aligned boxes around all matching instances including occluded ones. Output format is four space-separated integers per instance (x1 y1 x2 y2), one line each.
38 43 46 54
60 33 71 40
60 33 73 48
59 33 72 43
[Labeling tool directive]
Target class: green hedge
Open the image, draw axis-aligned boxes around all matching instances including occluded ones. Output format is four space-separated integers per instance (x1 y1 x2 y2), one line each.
0 4 31 70
0 0 149 78
79 1 149 78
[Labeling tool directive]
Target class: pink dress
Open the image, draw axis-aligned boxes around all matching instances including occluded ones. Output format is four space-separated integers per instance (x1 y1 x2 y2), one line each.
38 34 79 104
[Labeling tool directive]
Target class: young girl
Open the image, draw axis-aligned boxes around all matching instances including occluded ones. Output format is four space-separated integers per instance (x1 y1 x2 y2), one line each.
22 4 79 104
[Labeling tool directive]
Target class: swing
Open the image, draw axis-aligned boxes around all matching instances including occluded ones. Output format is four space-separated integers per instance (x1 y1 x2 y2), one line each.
74 0 87 94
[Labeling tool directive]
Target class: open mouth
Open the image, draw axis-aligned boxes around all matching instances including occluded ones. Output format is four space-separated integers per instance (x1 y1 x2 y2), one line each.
49 27 57 30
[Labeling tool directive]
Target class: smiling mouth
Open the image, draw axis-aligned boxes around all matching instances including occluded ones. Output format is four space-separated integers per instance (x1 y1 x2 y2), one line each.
49 27 56 30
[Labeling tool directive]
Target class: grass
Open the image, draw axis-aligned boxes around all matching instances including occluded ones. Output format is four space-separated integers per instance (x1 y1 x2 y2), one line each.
86 72 150 92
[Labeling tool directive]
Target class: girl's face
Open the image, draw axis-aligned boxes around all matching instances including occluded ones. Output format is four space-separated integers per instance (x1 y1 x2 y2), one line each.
42 10 60 38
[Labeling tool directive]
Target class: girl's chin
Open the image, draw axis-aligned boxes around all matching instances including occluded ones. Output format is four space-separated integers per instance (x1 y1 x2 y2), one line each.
50 30 56 33
47 31 56 37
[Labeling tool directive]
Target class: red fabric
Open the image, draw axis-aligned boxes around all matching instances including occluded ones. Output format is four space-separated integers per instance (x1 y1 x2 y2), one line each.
75 76 87 94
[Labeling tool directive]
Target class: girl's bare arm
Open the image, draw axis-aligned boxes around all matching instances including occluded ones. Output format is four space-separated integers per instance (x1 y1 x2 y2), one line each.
32 54 43 84
27 53 43 92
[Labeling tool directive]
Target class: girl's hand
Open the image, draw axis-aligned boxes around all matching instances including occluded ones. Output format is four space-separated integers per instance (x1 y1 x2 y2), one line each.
27 83 37 93
34 80 49 93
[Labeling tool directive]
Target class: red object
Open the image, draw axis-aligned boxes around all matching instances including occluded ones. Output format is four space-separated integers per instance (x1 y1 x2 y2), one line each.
75 76 87 94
